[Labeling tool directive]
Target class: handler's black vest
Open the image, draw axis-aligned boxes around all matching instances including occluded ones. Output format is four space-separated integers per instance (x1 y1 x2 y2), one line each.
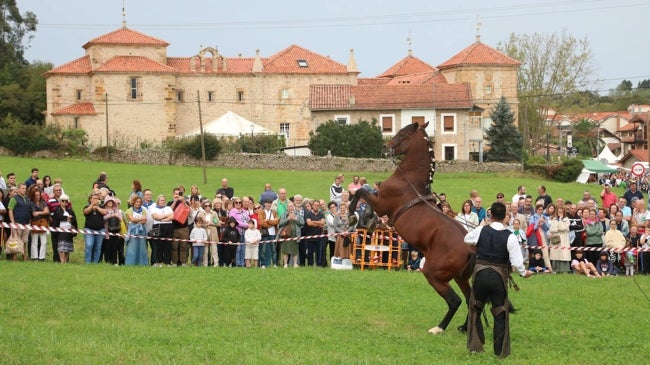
476 226 511 265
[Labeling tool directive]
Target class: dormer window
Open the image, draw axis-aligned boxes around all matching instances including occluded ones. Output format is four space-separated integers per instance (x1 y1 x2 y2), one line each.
297 59 308 68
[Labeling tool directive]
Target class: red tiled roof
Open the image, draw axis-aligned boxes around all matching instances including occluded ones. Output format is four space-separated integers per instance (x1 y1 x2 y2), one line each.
83 27 169 49
358 78 391 86
377 55 437 78
438 41 520 69
264 45 347 74
94 56 177 73
51 102 97 116
310 83 472 111
629 114 650 123
385 71 447 86
618 123 641 132
44 56 91 76
620 149 649 163
167 57 256 74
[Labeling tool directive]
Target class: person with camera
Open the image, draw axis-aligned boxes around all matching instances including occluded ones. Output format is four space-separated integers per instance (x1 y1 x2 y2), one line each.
83 192 106 263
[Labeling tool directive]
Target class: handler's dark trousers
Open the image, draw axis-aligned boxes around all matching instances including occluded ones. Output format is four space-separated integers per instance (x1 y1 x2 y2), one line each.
472 269 507 357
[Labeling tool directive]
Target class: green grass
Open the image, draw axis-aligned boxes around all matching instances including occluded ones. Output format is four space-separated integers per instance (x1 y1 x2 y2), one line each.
1 155 648 363
1 262 648 364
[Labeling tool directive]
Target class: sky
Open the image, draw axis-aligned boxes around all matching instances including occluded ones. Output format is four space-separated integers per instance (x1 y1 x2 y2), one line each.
15 0 650 92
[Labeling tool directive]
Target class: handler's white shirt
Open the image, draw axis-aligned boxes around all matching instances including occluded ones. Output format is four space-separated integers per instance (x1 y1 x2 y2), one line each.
464 221 527 277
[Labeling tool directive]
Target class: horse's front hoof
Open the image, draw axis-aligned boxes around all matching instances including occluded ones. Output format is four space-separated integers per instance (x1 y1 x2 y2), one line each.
427 326 444 335
457 325 467 333
348 215 358 227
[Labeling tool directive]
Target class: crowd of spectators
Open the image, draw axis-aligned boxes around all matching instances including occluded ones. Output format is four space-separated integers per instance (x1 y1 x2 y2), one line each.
1 169 648 274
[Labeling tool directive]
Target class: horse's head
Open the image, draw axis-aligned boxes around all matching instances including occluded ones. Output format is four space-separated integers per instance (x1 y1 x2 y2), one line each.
383 122 429 158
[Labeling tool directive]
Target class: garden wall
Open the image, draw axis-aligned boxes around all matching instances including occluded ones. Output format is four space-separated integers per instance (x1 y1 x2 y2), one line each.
90 149 523 174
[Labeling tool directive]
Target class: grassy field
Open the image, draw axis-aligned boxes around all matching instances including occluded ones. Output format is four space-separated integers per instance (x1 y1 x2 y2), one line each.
1 262 648 364
1 156 647 363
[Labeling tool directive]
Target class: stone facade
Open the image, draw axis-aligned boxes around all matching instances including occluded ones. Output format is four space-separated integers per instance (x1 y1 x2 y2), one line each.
44 27 519 161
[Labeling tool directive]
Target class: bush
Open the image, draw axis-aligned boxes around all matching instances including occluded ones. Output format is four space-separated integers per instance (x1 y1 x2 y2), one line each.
553 158 584 182
308 119 383 158
0 114 59 154
238 134 284 153
167 134 222 160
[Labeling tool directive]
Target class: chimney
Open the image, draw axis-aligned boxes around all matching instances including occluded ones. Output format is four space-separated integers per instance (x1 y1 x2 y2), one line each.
346 49 359 74
252 49 263 73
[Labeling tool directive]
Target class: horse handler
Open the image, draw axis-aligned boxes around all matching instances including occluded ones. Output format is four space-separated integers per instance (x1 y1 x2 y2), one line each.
463 202 532 358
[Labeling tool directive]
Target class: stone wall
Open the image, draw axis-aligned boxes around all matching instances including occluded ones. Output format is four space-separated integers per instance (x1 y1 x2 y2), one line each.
89 148 522 173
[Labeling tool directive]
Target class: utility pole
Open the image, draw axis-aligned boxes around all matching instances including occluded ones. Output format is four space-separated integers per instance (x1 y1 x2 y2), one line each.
197 90 207 184
105 93 109 161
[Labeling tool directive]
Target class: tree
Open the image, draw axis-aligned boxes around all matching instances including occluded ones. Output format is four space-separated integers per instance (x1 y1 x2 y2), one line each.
499 30 595 155
617 80 633 91
0 1 43 124
572 118 599 157
638 79 650 89
484 96 522 162
0 0 38 66
308 119 383 158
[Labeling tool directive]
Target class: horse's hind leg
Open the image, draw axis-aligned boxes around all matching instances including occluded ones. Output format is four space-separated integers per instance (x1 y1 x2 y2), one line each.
454 276 472 333
424 275 462 335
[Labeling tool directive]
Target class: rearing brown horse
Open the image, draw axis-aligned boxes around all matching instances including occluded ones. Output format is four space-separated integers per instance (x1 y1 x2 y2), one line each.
349 122 475 334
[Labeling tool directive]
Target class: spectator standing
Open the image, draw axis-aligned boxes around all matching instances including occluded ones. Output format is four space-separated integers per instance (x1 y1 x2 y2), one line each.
8 183 30 259
304 200 326 266
216 178 234 199
24 168 39 189
52 194 77 264
329 174 344 205
347 175 362 197
547 206 571 273
511 185 526 205
124 196 149 266
82 192 106 263
623 181 643 209
28 186 49 261
600 183 617 209
190 216 208 267
535 185 553 209
259 199 279 268
259 183 278 206
149 195 174 266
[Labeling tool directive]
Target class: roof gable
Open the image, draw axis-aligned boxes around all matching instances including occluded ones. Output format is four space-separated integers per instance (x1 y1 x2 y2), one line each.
44 56 91 76
83 27 169 49
94 56 177 73
385 71 447 86
264 45 347 74
377 55 437 78
438 41 519 69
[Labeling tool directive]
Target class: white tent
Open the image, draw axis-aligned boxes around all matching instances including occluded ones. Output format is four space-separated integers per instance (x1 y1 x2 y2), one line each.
181 111 274 137
597 146 618 164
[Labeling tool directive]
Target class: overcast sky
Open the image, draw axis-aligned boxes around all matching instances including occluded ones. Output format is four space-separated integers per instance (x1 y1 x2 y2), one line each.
16 0 650 92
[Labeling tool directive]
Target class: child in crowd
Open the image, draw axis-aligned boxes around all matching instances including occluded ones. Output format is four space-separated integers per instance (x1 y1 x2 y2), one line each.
596 251 615 276
528 250 551 274
407 250 422 272
190 216 208 267
244 219 261 268
624 251 636 276
571 250 601 278
222 217 240 267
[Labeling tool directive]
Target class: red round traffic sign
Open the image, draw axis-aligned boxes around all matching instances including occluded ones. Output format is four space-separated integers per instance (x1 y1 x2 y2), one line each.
631 162 646 177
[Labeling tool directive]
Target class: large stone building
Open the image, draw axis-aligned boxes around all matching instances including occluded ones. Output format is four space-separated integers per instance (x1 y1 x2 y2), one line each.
44 27 519 160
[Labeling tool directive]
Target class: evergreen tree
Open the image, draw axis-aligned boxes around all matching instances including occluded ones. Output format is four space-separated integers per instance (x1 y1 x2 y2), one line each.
485 96 523 162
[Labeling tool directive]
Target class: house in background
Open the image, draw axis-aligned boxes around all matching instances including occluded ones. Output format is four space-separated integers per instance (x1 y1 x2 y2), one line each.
44 25 519 160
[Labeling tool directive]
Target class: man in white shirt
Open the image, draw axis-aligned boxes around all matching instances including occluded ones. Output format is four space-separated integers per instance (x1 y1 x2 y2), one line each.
511 185 526 205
